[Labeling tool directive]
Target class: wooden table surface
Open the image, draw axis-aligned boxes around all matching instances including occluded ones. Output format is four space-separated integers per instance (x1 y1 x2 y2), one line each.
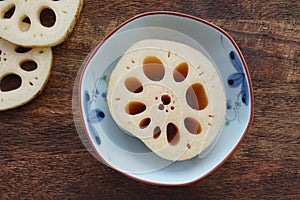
1 0 299 199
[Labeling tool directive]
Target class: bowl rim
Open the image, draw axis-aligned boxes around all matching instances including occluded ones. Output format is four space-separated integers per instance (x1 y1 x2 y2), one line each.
77 11 254 186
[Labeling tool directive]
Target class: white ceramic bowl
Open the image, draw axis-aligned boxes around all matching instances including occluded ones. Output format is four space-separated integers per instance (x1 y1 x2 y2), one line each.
73 11 254 186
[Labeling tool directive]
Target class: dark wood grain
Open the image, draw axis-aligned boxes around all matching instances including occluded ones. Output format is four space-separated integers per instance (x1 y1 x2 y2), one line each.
1 0 299 199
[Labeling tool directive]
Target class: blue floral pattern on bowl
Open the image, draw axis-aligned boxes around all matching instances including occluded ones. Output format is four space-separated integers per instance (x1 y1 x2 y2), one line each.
225 50 249 125
227 51 249 106
83 76 108 145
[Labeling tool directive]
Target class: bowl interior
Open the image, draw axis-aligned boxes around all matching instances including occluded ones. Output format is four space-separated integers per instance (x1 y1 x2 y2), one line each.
78 13 252 185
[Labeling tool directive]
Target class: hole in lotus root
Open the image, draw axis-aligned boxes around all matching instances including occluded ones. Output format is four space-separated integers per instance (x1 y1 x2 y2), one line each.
124 77 143 93
153 126 161 139
184 117 202 135
139 118 151 129
15 46 32 53
125 101 146 115
19 16 31 32
2 4 15 19
186 83 208 110
158 104 164 110
20 60 37 72
143 56 165 81
161 94 171 105
0 74 22 92
39 7 56 28
167 122 180 146
187 143 191 149
173 62 189 82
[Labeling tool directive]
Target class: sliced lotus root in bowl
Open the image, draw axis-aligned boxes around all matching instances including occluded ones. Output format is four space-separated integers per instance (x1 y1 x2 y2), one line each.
0 38 52 111
107 39 226 161
0 0 83 47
